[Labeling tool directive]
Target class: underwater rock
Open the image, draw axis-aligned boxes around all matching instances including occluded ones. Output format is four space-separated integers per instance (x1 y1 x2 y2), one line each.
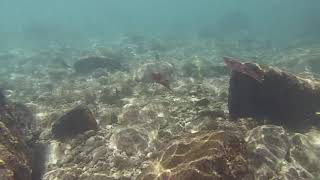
0 101 37 145
227 57 320 129
74 56 122 74
137 131 253 180
246 125 314 179
0 121 32 180
51 105 98 141
0 97 35 180
111 128 149 156
134 62 174 83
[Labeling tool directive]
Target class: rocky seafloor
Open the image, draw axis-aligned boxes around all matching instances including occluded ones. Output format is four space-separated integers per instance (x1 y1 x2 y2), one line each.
1 35 320 180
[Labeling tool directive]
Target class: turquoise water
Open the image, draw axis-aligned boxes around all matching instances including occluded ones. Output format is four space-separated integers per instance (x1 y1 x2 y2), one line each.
1 1 320 180
0 0 319 49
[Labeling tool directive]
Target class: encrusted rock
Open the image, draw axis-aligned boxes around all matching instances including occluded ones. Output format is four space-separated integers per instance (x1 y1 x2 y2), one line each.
51 105 98 141
74 56 122 74
134 62 174 83
137 131 253 180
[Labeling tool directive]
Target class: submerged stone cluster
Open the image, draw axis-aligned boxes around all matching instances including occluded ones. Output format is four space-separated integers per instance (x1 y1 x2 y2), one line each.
0 35 320 180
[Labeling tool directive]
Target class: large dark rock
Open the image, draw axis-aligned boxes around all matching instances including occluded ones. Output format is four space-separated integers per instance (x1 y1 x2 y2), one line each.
51 105 98 140
137 131 253 180
74 56 122 74
228 64 320 130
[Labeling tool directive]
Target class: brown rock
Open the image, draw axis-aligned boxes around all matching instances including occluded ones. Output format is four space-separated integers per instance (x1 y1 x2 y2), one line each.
51 105 98 141
137 131 253 180
228 65 320 130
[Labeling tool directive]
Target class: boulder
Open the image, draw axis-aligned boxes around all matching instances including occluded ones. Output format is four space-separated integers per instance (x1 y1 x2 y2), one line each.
74 56 122 74
137 131 253 180
227 60 320 129
51 105 98 141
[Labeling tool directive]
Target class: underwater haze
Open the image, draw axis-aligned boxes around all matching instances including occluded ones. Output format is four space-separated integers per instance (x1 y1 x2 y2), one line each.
2 0 320 180
0 0 319 49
